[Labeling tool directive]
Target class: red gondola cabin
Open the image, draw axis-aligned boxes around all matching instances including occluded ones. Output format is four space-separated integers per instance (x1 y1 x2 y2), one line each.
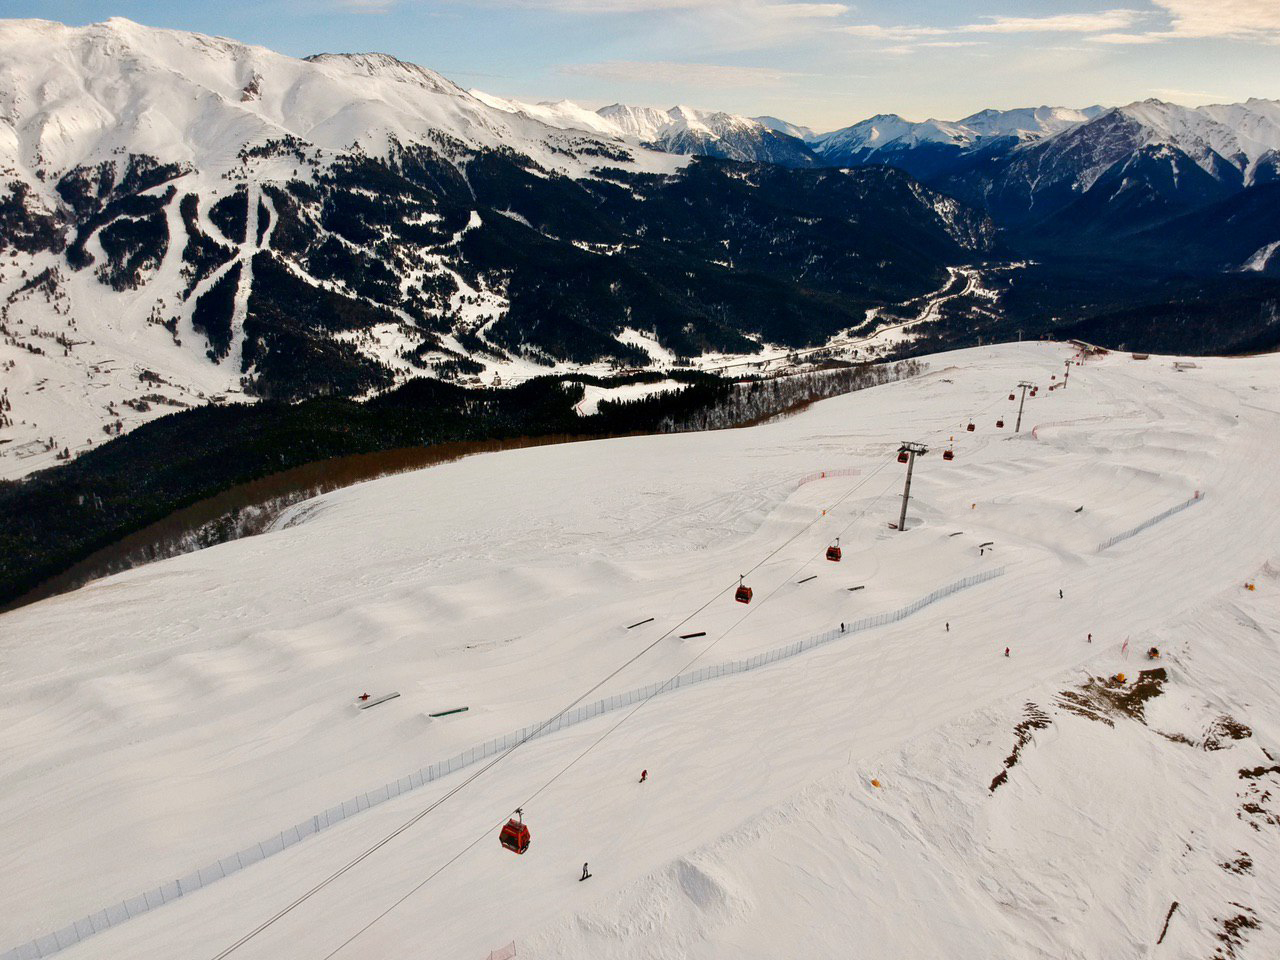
943 449 954 461
499 811 531 854
735 575 753 604
966 423 975 432
897 450 909 463
1008 393 1016 401
826 539 842 562
996 419 1004 428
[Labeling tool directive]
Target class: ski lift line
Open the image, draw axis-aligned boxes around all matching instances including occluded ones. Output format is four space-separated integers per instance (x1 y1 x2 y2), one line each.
328 369 1015 953
215 457 893 960
224 374 1019 960
319 463 909 960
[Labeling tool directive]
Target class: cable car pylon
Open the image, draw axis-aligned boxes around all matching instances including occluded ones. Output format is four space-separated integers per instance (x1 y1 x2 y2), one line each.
895 441 928 532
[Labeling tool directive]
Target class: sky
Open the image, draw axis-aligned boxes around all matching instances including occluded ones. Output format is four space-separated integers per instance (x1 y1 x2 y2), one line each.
10 0 1280 130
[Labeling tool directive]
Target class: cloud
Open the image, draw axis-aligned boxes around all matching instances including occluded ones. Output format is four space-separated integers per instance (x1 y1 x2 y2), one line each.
760 3 849 19
960 10 1145 34
841 8 1147 52
1087 32 1165 44
496 0 845 11
559 59 797 87
841 24 947 41
334 0 398 11
1150 0 1280 40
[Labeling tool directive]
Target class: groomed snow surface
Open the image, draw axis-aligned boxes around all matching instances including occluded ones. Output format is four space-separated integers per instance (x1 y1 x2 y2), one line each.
3 342 1280 959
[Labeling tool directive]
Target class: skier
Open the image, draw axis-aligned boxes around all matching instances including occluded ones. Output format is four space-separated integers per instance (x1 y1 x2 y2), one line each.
639 769 647 783
1059 589 1063 599
946 621 950 632
580 862 591 881
840 622 845 633
1087 633 1092 643
1004 647 1010 657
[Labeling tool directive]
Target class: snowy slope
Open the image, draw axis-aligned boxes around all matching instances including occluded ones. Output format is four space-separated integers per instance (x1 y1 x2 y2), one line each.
2 342 1279 960
957 104 1101 140
811 106 1096 163
0 18 677 183
471 95 818 164
0 18 690 479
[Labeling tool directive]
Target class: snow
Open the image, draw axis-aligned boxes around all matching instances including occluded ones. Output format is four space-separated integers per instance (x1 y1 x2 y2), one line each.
573 378 679 415
1119 97 1280 175
3 342 1280 960
752 115 815 142
1241 239 1280 272
813 106 1099 160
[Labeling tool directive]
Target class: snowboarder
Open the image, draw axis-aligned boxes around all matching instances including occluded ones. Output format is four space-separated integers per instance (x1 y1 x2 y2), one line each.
639 769 647 783
580 862 591 881
1004 647 1010 657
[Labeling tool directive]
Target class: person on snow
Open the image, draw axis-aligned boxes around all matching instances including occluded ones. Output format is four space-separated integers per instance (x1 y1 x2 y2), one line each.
639 769 647 783
1059 589 1063 599
1004 647 1010 657
1088 633 1092 643
946 621 950 632
581 862 591 881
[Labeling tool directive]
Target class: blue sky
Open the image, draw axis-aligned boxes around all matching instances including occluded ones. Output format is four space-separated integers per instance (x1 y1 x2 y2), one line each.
12 1 1280 130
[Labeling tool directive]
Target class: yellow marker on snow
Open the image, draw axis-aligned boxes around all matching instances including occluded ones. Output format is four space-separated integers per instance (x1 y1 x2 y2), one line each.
871 778 881 788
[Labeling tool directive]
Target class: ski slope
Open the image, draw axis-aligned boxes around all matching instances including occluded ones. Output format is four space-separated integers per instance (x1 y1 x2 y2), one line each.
2 342 1280 960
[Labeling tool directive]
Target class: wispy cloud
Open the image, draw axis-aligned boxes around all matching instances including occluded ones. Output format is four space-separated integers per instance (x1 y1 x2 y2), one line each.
559 59 797 87
841 8 1147 53
495 0 846 12
334 0 398 12
963 10 1145 34
1154 0 1280 39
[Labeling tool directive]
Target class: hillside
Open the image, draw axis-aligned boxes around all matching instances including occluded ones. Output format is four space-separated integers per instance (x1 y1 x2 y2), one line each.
2 342 1278 960
0 18 993 479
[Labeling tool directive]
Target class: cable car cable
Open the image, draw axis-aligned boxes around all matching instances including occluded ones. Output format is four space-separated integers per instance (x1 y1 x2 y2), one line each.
216 370 1031 959
211 457 894 960
317 461 907 959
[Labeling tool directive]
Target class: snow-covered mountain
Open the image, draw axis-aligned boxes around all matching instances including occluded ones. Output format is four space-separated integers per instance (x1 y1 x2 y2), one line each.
471 94 819 166
810 106 1101 176
957 105 1105 141
0 18 992 479
939 99 1280 238
753 115 816 143
800 97 1280 259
